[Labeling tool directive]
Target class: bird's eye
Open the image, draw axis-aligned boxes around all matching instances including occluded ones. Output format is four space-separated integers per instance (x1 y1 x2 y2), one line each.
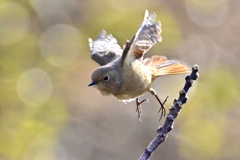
103 75 110 82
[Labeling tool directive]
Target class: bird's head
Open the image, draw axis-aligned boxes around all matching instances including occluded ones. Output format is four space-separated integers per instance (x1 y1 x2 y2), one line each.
88 66 121 95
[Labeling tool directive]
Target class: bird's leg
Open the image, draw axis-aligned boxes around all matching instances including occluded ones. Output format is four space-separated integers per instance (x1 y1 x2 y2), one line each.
154 95 169 121
136 98 148 121
149 88 168 121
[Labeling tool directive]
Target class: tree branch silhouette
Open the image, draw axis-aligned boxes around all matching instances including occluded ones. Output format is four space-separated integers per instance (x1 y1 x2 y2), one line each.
139 64 200 160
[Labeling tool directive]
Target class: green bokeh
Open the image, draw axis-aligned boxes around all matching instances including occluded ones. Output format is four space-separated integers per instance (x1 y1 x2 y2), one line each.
0 0 240 159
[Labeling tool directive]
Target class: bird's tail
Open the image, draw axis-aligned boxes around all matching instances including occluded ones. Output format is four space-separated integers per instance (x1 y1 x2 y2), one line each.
143 55 190 78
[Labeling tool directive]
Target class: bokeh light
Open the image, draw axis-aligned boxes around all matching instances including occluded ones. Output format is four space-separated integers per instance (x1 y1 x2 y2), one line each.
1 0 240 159
39 24 81 67
17 68 52 107
0 2 30 45
23 138 54 160
184 0 229 28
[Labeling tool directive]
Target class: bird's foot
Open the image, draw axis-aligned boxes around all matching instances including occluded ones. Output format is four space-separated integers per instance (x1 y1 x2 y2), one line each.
136 98 148 121
156 96 169 121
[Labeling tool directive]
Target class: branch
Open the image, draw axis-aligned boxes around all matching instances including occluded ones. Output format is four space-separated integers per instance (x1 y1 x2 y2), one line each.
138 64 200 160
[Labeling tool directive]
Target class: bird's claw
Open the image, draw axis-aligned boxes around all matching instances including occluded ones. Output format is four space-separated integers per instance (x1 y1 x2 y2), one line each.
136 98 148 121
156 96 169 121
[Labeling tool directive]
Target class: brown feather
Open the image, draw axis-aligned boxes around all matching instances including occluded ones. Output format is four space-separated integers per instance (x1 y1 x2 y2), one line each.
143 55 190 79
143 55 167 66
156 63 190 75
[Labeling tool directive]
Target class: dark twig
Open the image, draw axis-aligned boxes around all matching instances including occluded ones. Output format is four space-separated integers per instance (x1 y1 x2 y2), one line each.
138 64 200 160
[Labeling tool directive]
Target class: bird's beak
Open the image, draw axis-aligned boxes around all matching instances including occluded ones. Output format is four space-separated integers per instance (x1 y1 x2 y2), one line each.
88 81 97 87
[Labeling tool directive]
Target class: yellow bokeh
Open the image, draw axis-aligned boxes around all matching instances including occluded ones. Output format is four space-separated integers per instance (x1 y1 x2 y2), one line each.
0 0 240 159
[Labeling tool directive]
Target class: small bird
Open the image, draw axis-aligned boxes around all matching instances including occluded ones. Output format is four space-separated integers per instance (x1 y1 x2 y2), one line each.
88 10 190 120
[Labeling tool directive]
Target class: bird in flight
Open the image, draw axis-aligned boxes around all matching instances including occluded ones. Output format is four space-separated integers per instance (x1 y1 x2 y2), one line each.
88 10 189 121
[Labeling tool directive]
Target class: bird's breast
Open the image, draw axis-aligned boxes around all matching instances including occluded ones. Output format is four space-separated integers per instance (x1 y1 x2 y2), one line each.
114 60 152 100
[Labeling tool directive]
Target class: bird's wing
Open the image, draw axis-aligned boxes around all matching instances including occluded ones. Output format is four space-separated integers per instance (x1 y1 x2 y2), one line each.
89 30 123 66
122 10 162 65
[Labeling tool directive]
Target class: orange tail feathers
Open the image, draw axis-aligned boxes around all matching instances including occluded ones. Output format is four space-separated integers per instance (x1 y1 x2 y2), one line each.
143 55 190 77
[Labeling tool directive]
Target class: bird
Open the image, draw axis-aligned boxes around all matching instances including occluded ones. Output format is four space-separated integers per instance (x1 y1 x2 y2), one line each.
88 10 190 121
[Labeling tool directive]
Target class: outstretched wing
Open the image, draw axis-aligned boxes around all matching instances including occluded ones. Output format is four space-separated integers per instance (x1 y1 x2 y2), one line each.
122 10 162 65
89 30 123 66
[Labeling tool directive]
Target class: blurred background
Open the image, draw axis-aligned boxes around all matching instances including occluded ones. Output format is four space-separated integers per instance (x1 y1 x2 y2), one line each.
0 0 240 159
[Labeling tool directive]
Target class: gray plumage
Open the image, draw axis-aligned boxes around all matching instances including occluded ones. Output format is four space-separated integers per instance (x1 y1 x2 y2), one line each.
88 10 189 120
89 30 123 66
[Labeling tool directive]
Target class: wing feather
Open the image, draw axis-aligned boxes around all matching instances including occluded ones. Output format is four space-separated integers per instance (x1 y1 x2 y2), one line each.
89 30 123 66
123 10 162 65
